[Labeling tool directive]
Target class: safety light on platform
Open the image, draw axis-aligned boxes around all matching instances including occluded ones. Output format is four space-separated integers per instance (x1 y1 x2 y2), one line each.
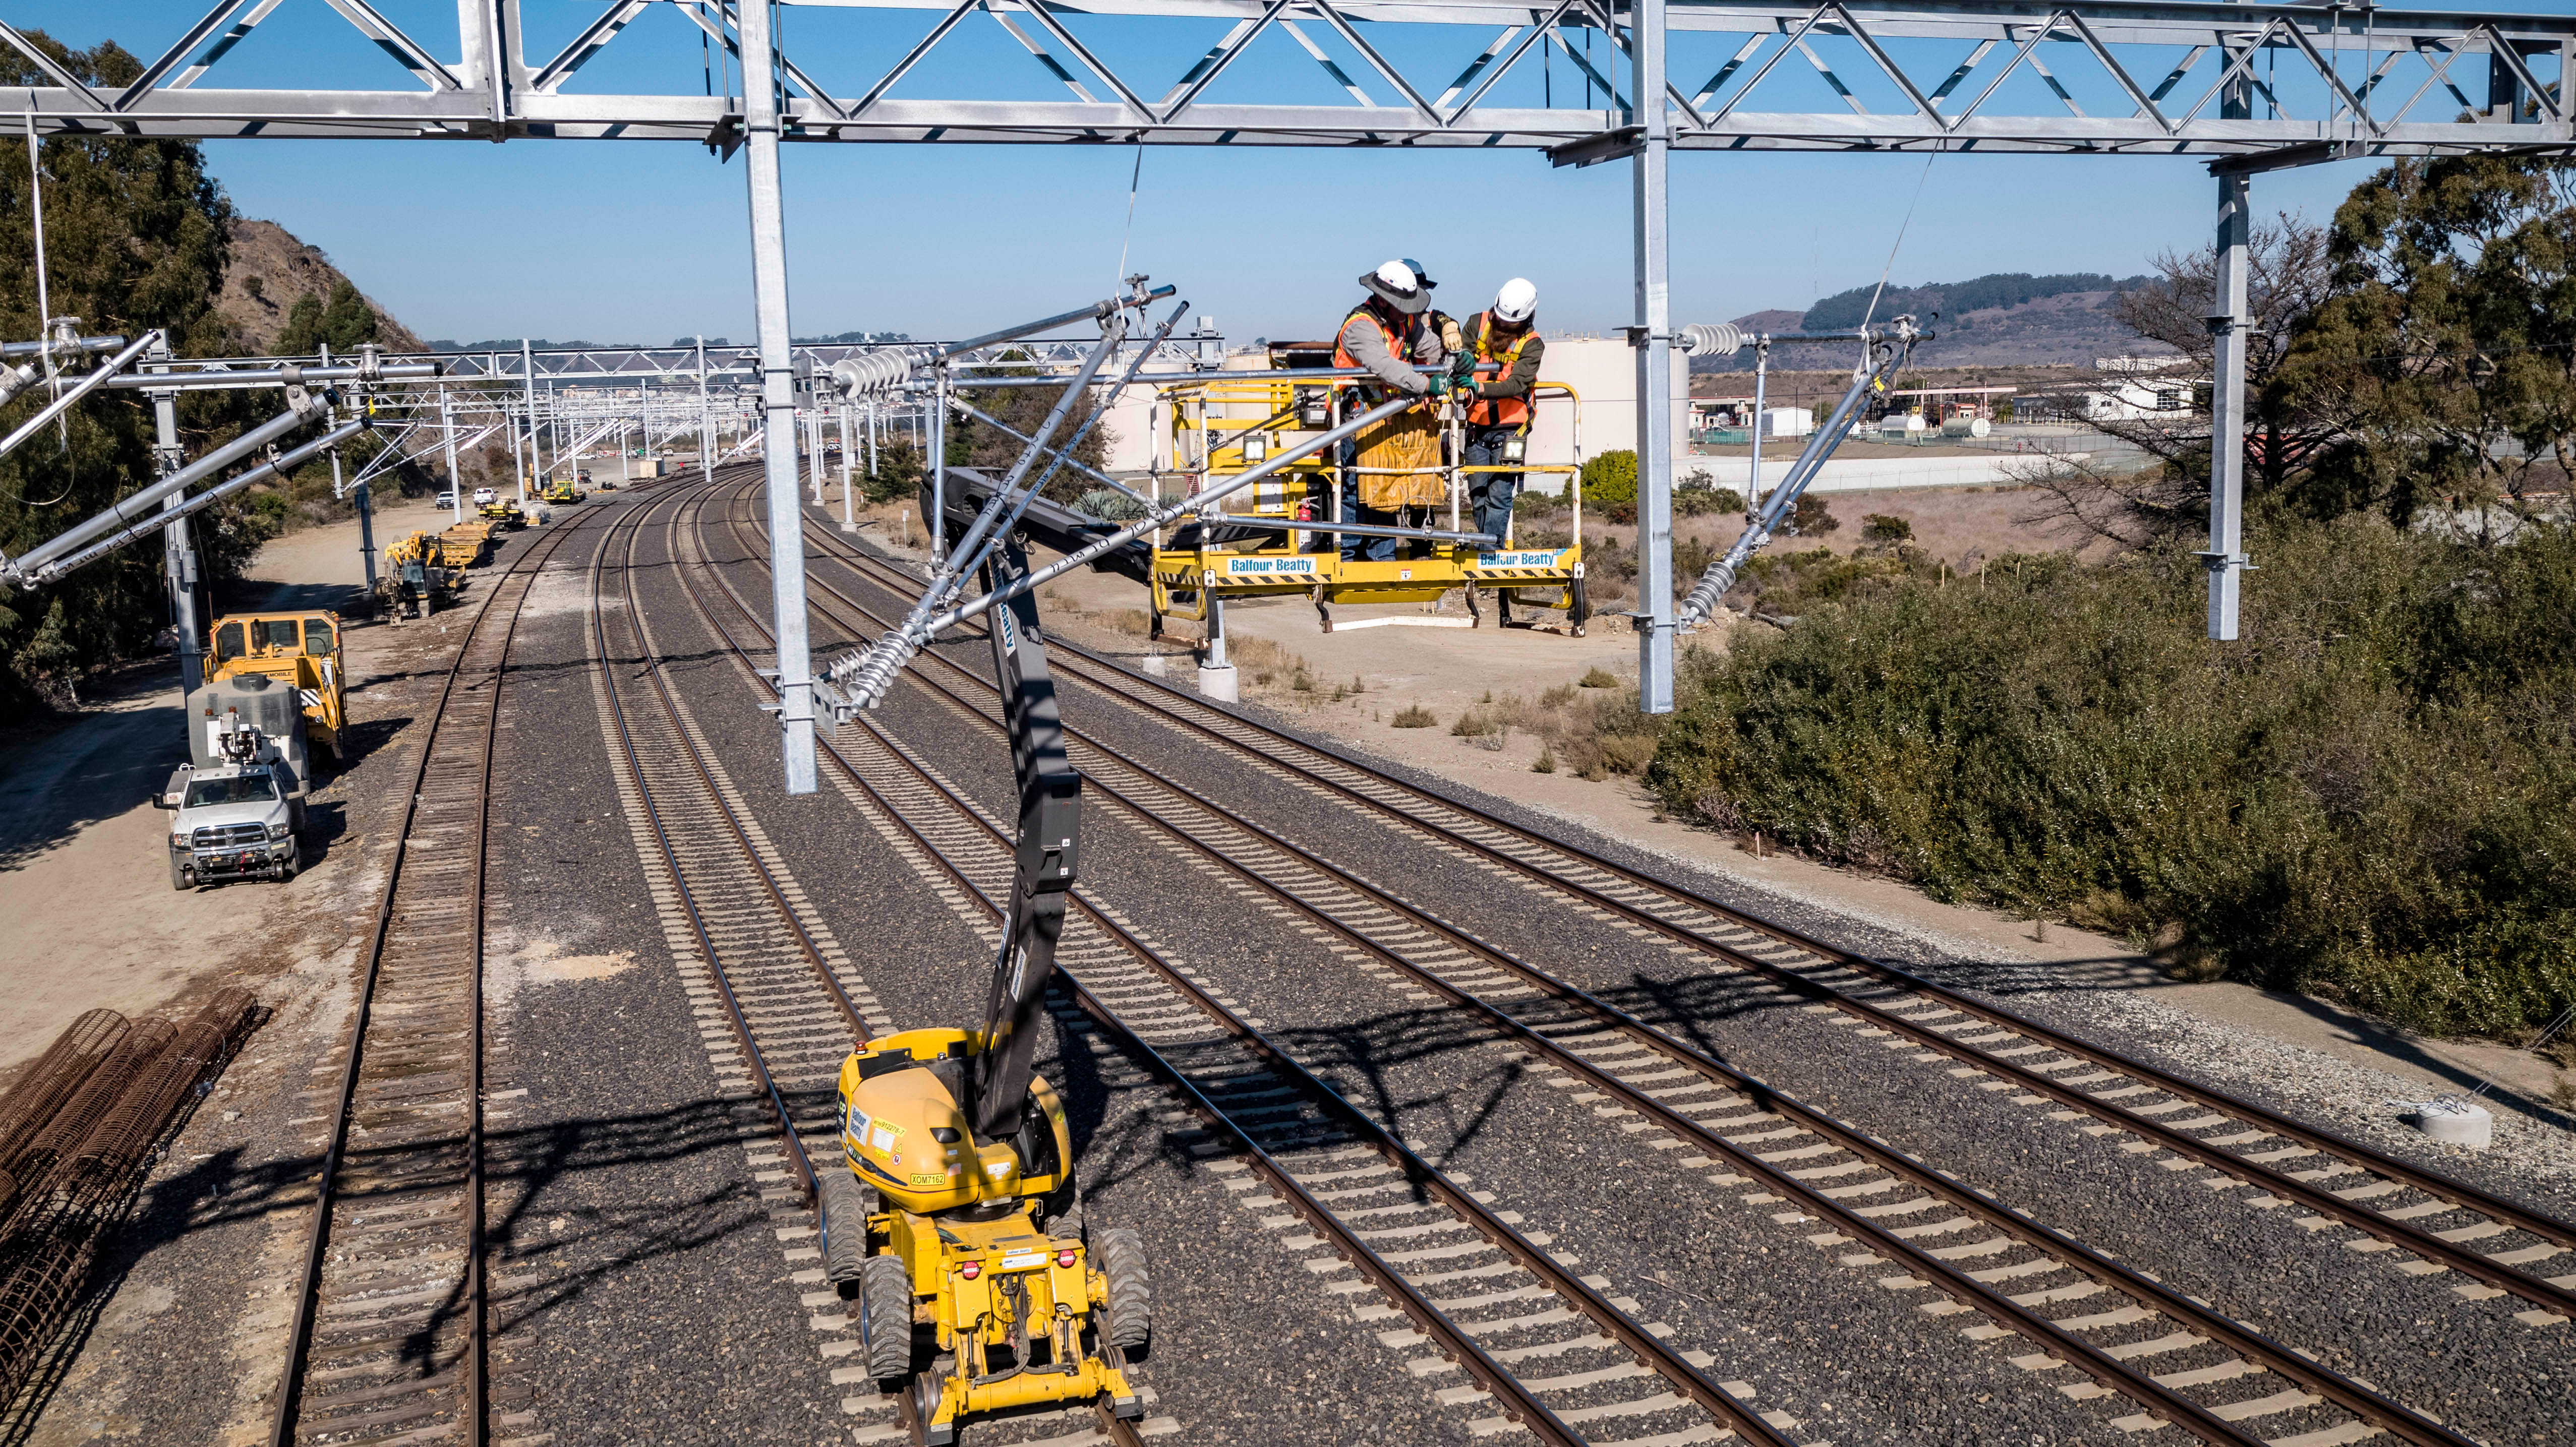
1056 1248 1077 1268
959 1260 981 1280
1243 434 1268 462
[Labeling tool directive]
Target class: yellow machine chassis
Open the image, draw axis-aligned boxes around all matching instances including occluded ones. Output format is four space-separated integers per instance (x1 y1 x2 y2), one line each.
1146 378 1590 630
838 1029 1140 1444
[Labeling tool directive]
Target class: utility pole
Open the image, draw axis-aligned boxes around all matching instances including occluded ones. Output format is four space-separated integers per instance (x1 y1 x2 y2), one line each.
739 0 818 794
838 401 857 533
518 338 538 502
1631 0 1676 712
439 384 463 523
148 337 204 693
696 335 713 484
2205 52 2255 642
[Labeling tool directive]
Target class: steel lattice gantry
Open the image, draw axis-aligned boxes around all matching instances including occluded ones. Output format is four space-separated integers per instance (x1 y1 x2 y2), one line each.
5 0 2567 782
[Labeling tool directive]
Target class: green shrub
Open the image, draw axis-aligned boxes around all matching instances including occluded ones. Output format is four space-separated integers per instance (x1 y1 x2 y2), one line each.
1789 494 1839 535
1861 513 1913 545
1643 513 2576 1039
1579 450 1637 506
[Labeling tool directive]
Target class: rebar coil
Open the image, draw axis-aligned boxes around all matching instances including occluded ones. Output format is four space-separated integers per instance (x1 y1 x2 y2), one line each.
1680 323 1744 358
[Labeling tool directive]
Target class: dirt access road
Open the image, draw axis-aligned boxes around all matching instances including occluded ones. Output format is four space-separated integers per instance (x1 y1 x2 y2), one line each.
0 495 477 1078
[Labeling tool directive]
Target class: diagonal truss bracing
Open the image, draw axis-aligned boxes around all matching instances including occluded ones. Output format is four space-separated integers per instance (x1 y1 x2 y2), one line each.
1 0 2562 162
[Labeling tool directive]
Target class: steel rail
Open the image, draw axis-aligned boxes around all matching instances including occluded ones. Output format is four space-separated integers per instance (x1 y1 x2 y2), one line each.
800 526 2576 1319
586 472 842 1209
676 489 1793 1447
618 483 872 1041
735 492 2474 1447
267 481 597 1447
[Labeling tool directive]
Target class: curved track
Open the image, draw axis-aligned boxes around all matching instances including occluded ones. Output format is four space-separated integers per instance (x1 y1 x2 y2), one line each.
268 501 599 1447
705 483 2574 1444
798 503 2576 1324
671 483 1796 1447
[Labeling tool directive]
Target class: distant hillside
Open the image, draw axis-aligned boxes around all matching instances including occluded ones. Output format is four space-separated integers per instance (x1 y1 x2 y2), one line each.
1697 270 2177 372
213 219 424 355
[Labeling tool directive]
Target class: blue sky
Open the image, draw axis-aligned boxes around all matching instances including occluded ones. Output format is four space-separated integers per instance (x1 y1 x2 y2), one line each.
19 2 2499 346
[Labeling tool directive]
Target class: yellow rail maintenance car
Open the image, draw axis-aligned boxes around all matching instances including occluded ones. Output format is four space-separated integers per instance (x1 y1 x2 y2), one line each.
1147 356 1592 636
206 610 348 765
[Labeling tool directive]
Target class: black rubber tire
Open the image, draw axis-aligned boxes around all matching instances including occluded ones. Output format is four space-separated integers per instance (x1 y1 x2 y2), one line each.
857 1253 913 1383
169 855 190 892
1093 1226 1151 1351
275 852 298 883
818 1168 872 1284
1041 1175 1082 1243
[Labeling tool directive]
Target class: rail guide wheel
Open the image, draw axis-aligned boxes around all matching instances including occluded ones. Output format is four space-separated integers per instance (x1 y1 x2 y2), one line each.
816 534 1148 1446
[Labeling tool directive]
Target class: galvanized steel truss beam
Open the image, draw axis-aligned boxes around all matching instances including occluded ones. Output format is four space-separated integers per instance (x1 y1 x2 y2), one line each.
4 0 2567 159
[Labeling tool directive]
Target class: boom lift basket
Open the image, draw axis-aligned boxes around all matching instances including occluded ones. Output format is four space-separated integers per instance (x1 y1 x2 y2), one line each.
1147 368 1590 635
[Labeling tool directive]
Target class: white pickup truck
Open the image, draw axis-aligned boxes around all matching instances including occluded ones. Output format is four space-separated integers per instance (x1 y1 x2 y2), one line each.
158 716 302 889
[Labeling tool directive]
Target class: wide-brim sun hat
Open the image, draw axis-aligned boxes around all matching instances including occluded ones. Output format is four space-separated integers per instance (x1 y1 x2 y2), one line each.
1358 260 1431 315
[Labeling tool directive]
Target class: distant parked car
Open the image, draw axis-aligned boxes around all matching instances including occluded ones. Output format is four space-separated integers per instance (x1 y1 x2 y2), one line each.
471 487 498 507
435 490 458 509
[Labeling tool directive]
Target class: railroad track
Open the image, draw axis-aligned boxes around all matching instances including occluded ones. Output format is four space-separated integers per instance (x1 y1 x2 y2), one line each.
711 486 2510 1446
670 486 1797 1447
268 498 604 1447
792 505 2576 1334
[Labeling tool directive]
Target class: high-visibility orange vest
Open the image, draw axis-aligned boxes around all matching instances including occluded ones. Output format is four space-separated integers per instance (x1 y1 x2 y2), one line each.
1333 305 1423 398
1466 311 1534 429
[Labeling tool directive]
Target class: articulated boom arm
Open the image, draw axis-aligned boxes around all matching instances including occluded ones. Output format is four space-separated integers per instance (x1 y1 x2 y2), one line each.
968 536 1082 1144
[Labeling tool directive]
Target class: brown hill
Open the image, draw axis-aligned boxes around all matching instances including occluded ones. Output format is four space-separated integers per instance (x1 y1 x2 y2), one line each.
211 218 424 355
1699 291 2176 372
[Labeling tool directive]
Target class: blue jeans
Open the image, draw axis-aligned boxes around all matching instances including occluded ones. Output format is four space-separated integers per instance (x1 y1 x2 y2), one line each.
1463 427 1523 547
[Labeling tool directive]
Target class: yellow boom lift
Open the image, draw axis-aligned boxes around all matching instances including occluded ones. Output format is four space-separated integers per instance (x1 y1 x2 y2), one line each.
818 536 1147 1445
1148 342 1592 635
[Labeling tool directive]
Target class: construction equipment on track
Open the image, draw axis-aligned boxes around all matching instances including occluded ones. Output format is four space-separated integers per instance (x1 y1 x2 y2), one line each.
1148 344 1591 635
821 535 1146 1446
205 610 345 767
479 496 526 530
378 531 464 620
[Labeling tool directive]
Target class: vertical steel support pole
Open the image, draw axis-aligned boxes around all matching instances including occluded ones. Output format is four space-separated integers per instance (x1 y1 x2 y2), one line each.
343 441 377 605
929 366 949 564
1631 0 1676 712
149 338 203 693
439 385 463 524
695 336 714 482
2205 169 2251 640
838 403 857 533
739 0 817 794
518 339 538 502
1748 337 1768 511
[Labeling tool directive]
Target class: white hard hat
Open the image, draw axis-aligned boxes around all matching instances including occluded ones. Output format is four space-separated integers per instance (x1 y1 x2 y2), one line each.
1493 277 1538 326
1360 259 1430 314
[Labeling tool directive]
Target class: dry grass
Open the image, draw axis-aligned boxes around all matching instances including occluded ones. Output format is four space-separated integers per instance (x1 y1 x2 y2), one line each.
1391 703 1438 729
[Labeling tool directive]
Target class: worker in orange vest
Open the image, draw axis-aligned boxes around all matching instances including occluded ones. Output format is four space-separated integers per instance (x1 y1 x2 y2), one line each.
1455 279 1545 618
1329 259 1454 560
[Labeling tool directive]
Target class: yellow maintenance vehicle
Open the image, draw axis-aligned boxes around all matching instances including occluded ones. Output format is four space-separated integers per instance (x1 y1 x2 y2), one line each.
479 494 527 530
205 610 347 766
378 531 464 621
540 475 586 506
1147 341 1592 635
440 518 498 566
818 539 1147 1445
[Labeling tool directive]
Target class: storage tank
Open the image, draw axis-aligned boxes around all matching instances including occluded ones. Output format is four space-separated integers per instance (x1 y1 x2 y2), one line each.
1941 415 1993 439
